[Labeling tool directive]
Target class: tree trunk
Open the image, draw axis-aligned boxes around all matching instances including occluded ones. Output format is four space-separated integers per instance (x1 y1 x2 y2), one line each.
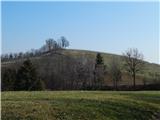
133 73 136 88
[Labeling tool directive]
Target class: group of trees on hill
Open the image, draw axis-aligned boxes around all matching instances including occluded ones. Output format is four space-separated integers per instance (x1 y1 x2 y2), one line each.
1 36 69 62
2 47 153 91
2 53 105 91
1 36 160 91
2 59 44 91
40 36 69 53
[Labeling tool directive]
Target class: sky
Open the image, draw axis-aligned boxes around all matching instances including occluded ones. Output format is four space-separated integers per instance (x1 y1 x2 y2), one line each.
1 1 159 64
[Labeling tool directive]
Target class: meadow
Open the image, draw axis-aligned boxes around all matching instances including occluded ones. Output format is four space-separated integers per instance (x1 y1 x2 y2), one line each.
1 91 160 120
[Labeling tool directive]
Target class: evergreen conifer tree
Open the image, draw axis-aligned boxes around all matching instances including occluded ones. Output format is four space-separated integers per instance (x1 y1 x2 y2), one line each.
15 59 44 90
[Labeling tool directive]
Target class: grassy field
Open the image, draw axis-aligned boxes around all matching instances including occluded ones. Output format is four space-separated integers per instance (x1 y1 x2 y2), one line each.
1 91 160 120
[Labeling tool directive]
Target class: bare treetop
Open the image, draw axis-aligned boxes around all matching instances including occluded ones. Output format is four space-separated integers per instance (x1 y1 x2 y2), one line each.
123 48 144 88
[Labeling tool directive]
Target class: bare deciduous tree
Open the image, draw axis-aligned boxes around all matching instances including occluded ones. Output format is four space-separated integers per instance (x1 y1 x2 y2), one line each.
46 38 54 51
109 57 122 90
60 36 69 48
123 48 144 88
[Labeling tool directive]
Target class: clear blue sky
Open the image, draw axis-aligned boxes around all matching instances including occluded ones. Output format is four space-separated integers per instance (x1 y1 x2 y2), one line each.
2 1 159 64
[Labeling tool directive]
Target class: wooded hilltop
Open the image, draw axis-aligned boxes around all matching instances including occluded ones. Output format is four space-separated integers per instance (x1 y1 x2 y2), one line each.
2 37 160 91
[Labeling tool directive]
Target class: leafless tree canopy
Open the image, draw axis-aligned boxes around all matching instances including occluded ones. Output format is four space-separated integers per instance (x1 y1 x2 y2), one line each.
109 57 122 90
123 48 144 87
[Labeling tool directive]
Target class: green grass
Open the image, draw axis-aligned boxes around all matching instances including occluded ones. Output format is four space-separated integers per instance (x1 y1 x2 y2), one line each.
2 91 160 120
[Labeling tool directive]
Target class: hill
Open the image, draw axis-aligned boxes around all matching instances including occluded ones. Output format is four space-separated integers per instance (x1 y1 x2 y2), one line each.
2 49 160 90
63 49 160 74
2 49 160 74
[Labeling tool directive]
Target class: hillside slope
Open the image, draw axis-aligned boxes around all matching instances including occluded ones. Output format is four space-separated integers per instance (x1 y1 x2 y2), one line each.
63 49 160 85
3 49 160 74
2 49 160 88
62 49 160 74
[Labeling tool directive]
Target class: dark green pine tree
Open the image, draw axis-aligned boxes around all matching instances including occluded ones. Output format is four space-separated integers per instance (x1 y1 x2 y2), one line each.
96 53 104 65
15 59 44 91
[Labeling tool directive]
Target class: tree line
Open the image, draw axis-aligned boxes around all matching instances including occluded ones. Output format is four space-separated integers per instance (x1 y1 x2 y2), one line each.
2 52 105 91
1 36 69 62
2 59 44 91
2 37 160 91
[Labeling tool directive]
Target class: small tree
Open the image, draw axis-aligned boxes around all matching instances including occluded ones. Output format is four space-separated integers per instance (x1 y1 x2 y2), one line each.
45 38 61 53
13 53 18 59
96 53 104 65
9 53 13 59
76 62 88 89
123 48 144 88
52 40 59 52
46 38 54 51
60 36 69 48
18 52 23 58
15 59 44 91
4 54 9 61
109 57 122 90
94 53 105 89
